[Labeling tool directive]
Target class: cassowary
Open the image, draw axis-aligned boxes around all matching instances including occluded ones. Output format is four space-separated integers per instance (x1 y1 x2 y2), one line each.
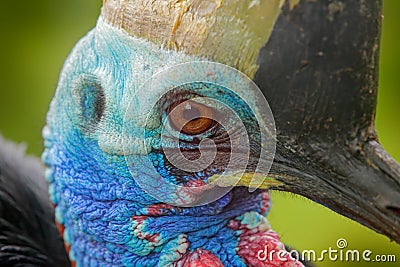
1 0 399 266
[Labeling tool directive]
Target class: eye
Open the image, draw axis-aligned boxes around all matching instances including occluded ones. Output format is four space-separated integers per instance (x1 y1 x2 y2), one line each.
167 100 215 135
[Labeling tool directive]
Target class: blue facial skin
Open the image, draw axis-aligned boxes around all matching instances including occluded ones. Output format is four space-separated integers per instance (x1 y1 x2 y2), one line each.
43 17 268 267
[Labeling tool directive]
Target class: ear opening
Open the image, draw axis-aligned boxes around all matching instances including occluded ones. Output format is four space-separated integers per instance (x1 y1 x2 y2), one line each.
72 74 105 133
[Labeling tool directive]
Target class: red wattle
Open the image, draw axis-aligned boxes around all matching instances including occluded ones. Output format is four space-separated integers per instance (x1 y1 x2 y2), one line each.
175 248 224 267
229 218 304 267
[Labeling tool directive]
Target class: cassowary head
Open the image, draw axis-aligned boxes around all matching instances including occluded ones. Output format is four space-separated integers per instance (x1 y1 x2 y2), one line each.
42 0 400 266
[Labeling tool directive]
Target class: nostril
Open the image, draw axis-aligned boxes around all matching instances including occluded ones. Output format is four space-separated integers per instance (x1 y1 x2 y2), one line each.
387 206 400 216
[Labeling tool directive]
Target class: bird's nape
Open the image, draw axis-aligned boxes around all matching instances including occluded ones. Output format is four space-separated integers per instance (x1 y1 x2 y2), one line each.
0 135 70 267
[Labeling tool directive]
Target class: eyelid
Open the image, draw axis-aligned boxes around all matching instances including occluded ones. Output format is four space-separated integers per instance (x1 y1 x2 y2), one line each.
161 91 199 110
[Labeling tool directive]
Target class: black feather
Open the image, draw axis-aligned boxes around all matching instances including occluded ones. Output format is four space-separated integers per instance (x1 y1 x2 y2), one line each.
0 135 70 267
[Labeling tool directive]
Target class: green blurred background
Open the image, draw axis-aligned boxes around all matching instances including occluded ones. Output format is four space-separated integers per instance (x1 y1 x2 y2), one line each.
0 1 398 266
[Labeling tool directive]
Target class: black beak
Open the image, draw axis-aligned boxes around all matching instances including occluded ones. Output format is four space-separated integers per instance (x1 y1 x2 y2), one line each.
253 0 400 243
270 140 400 243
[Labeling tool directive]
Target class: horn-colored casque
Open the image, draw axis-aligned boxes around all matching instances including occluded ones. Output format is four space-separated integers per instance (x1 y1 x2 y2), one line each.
101 0 293 76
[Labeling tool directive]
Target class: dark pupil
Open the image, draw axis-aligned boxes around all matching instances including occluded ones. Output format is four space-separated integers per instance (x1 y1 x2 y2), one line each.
183 107 201 121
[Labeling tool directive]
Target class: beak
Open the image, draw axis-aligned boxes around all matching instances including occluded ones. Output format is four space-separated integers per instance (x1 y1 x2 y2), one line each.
250 0 400 244
210 140 400 243
269 140 400 244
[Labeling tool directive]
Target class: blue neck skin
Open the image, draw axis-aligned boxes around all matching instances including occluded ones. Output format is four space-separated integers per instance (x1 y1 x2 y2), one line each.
43 17 271 267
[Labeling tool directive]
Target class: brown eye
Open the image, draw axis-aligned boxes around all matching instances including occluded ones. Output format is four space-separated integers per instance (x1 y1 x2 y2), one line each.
168 100 214 135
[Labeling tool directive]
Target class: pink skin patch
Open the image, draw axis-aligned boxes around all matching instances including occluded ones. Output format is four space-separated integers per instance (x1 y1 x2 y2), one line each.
174 248 224 267
174 180 210 206
260 191 271 216
132 216 160 243
146 203 180 216
228 217 304 267
184 180 208 195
